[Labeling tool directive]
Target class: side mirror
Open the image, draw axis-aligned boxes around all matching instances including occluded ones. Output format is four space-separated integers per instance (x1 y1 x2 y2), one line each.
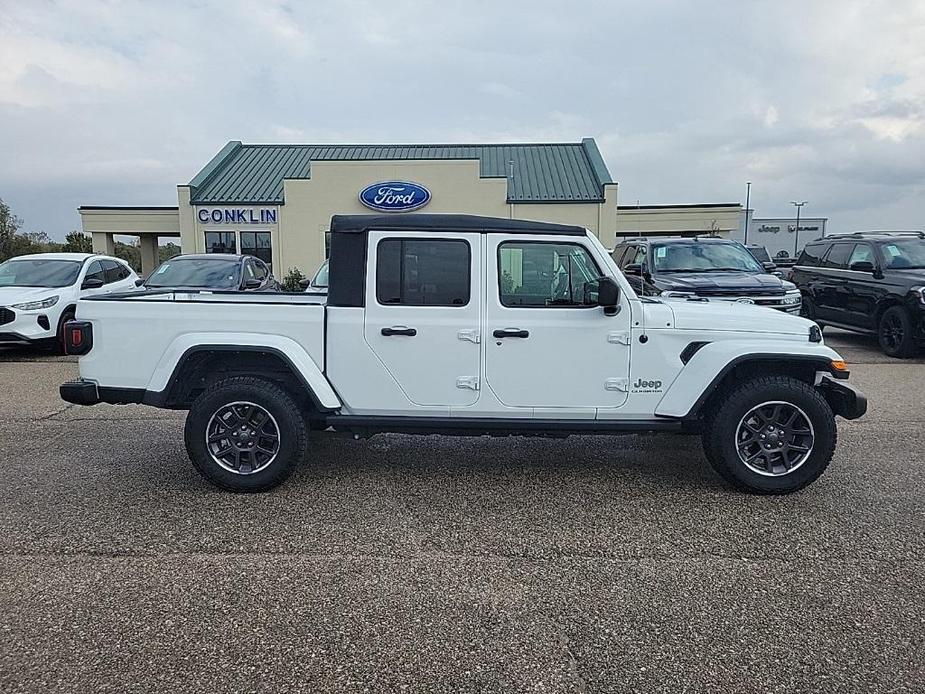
849 261 875 273
298 278 312 288
597 276 621 315
81 278 104 290
762 261 777 273
134 278 145 287
623 263 642 276
242 278 262 290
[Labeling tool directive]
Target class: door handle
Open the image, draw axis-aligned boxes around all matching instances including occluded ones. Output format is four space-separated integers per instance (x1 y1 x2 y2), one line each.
381 326 417 337
493 328 529 338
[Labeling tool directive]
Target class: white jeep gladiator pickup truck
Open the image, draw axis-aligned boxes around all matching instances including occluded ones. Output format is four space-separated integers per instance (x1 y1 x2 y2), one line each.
60 214 866 494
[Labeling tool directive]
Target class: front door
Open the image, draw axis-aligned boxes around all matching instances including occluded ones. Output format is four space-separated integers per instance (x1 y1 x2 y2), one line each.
484 235 631 410
363 231 482 407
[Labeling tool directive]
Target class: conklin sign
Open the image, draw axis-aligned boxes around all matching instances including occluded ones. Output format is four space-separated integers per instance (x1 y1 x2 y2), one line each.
197 208 278 224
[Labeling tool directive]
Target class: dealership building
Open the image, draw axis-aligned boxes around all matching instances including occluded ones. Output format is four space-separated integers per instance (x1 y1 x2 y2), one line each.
79 139 744 276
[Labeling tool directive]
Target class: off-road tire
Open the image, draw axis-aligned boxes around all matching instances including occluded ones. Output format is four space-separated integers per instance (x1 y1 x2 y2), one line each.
878 306 917 359
702 375 837 494
185 376 307 492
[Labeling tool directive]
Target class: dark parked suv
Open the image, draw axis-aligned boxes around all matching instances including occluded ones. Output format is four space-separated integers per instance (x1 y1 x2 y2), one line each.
790 231 925 358
612 236 803 312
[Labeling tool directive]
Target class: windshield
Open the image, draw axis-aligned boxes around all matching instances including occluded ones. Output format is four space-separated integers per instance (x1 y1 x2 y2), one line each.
653 243 764 273
145 258 240 289
0 258 83 287
312 261 329 288
879 239 925 269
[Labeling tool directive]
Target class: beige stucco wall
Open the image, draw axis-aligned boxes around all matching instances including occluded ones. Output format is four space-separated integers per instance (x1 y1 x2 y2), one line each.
615 206 742 238
79 208 181 234
273 159 614 274
188 201 282 269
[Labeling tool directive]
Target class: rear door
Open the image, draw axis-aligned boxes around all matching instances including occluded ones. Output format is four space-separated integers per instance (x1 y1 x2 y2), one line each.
363 231 482 407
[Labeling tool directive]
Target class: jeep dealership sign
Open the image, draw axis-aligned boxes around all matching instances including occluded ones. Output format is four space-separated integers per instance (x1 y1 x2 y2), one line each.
359 181 431 212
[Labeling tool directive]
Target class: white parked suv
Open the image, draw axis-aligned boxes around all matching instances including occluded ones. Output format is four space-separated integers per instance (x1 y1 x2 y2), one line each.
60 215 866 495
0 253 138 351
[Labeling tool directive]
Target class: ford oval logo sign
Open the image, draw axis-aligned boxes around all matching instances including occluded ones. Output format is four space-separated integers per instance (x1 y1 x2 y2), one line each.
359 181 431 212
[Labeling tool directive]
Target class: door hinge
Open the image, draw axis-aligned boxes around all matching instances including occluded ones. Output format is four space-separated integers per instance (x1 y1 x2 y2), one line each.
456 376 480 391
457 329 480 344
607 331 631 346
604 377 629 392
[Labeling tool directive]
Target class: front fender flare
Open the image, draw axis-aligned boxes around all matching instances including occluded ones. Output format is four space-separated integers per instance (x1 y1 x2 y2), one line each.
655 340 843 419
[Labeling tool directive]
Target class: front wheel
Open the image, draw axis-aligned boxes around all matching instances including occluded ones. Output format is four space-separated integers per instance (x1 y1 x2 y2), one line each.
185 376 307 492
702 376 837 494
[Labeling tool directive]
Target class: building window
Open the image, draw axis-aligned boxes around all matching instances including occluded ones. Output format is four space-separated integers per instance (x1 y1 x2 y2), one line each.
376 238 470 306
498 241 601 308
205 231 236 254
240 231 272 268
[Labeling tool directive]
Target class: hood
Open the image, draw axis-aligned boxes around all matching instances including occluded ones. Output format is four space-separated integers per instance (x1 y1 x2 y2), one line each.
663 298 814 335
0 286 61 306
654 270 785 295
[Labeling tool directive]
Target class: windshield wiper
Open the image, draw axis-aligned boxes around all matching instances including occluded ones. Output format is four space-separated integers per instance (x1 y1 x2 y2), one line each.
660 268 744 273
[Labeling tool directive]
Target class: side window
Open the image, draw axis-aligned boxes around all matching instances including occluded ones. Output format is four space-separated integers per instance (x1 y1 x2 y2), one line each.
498 242 602 308
798 243 827 267
628 245 647 267
848 244 874 267
822 243 854 269
84 260 104 284
252 260 268 280
611 246 629 266
101 259 122 284
376 238 470 306
616 245 634 267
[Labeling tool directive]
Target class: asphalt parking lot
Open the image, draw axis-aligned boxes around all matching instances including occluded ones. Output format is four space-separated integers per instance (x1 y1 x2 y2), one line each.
1 330 923 693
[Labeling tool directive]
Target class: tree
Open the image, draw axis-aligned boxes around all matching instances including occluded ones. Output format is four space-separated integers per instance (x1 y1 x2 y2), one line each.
159 242 181 263
63 230 93 253
0 198 24 261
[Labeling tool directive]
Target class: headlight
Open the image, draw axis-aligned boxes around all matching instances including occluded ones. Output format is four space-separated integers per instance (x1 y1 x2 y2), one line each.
11 295 59 311
912 286 925 304
782 290 802 306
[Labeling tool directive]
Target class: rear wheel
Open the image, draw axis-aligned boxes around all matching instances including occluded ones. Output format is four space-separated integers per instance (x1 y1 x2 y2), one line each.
184 376 307 492
702 376 836 494
878 306 917 358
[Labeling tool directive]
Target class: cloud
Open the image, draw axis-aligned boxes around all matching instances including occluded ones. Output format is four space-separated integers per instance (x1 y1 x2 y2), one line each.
1 0 925 238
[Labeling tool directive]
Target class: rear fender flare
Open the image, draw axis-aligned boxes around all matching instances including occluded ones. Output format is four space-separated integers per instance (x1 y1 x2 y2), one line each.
147 333 340 411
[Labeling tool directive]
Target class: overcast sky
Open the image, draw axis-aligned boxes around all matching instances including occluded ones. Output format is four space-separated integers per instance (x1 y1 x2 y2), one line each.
1 0 924 239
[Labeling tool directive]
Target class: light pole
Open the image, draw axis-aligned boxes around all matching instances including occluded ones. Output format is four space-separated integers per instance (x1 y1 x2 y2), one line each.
791 201 807 258
744 181 752 245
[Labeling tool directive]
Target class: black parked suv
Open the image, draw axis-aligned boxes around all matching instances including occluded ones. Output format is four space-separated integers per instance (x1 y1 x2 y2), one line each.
612 236 803 312
790 231 925 358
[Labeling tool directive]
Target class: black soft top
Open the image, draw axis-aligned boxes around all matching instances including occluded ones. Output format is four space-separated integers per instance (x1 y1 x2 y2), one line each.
327 214 587 308
330 214 586 236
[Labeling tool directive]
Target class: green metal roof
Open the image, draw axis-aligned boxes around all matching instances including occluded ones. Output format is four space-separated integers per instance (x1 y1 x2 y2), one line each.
188 138 613 205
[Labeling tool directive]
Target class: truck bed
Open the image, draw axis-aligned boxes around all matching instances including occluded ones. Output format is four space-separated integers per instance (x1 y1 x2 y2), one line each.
75 290 327 391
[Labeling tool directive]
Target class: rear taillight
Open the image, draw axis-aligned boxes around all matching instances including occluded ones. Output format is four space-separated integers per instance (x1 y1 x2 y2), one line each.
65 321 93 356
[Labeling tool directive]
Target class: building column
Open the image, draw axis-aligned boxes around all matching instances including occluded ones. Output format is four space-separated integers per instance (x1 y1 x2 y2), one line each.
139 235 159 277
91 232 115 255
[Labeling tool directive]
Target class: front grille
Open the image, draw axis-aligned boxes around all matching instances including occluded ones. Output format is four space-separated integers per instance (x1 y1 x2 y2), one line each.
696 294 798 310
0 307 14 326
